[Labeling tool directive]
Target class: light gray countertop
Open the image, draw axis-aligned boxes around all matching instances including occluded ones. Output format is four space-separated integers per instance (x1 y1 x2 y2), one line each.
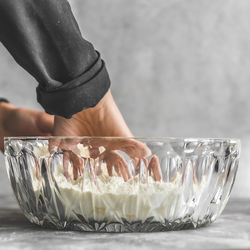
0 195 250 250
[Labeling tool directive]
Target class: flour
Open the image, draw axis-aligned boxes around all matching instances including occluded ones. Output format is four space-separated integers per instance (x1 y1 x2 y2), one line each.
31 144 205 223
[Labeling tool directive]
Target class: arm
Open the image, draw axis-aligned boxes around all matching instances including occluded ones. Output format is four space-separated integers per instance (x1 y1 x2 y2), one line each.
0 0 110 118
0 101 53 152
0 1 160 180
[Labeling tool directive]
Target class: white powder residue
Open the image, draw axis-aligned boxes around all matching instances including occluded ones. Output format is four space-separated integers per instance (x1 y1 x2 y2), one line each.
31 164 206 223
30 144 206 223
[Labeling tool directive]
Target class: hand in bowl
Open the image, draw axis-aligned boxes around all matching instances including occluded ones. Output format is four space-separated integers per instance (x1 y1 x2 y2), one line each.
50 90 162 182
0 91 162 182
49 137 154 181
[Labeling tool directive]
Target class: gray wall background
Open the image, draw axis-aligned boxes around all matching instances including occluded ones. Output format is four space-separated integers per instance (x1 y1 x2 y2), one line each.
0 0 250 198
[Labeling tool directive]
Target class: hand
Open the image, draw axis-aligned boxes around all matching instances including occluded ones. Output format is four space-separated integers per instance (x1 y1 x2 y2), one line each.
50 90 162 182
52 89 133 137
0 102 54 152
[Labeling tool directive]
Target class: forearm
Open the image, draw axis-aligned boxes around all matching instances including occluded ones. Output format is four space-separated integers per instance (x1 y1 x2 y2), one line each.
0 101 14 151
0 0 110 118
0 102 15 127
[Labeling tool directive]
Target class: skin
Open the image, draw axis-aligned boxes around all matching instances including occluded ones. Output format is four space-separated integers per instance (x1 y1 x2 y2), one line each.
0 90 162 181
0 101 54 151
148 155 162 182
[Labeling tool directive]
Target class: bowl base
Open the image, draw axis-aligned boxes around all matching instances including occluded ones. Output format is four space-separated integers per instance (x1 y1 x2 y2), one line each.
28 215 213 232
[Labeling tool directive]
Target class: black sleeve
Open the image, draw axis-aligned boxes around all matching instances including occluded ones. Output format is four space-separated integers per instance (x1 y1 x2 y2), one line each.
0 0 110 118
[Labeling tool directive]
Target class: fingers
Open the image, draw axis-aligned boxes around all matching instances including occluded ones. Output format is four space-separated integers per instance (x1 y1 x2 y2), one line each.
81 138 107 159
105 158 113 177
110 139 151 159
31 152 41 180
105 151 131 182
132 158 140 169
148 155 162 182
48 138 61 153
70 151 84 180
63 151 84 180
59 138 81 155
49 137 160 183
51 138 105 180
63 151 70 179
58 138 83 180
57 138 149 182
82 138 151 159
118 162 130 182
49 138 84 180
96 159 103 176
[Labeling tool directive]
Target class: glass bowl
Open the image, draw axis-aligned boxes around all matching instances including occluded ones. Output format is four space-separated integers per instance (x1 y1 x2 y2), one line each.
4 137 240 232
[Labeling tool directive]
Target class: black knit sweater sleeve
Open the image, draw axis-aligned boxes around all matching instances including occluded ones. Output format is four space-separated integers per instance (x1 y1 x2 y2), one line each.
0 0 110 118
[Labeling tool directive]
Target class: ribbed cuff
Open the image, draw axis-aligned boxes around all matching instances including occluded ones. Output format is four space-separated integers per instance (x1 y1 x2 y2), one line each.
36 52 110 119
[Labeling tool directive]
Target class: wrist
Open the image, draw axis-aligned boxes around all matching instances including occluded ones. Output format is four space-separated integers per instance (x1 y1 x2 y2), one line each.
72 89 112 122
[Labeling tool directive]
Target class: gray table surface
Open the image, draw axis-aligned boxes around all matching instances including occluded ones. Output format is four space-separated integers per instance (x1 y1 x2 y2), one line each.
0 194 250 250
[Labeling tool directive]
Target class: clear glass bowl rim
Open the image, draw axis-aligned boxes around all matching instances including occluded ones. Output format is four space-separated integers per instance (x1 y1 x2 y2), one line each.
4 136 241 144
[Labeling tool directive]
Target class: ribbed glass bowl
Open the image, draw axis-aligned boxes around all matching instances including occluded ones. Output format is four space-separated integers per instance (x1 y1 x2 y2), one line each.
4 137 240 232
